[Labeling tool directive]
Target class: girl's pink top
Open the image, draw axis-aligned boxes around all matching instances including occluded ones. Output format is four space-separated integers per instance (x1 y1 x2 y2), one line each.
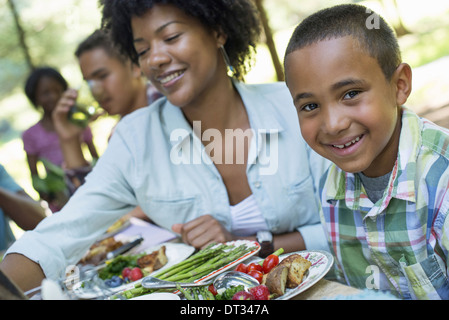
22 121 93 167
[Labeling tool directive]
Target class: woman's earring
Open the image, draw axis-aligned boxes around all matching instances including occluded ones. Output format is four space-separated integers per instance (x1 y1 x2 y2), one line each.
220 45 235 78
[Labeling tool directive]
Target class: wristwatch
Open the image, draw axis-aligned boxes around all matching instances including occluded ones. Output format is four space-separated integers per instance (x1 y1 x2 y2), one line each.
257 230 274 258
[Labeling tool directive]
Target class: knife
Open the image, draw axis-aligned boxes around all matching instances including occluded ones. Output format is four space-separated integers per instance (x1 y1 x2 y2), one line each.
106 237 144 260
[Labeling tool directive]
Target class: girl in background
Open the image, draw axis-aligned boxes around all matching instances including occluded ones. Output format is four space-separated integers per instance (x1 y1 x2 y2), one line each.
22 67 98 212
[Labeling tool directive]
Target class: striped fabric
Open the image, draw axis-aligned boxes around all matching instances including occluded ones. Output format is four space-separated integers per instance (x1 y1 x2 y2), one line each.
319 108 449 300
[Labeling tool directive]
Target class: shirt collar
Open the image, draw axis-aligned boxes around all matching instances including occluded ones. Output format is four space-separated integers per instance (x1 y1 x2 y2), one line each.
162 81 285 151
392 108 421 202
324 107 421 209
234 81 284 134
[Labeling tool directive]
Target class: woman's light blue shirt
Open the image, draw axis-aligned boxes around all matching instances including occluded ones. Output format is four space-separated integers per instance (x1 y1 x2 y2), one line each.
6 82 330 280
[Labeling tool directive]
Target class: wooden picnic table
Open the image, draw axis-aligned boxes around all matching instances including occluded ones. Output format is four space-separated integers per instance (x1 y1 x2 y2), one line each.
292 278 361 300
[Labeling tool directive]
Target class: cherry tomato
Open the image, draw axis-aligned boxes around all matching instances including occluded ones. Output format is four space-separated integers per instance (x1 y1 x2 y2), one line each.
122 267 132 279
208 284 218 296
235 263 248 273
247 263 263 273
262 254 280 274
129 267 143 282
247 270 264 284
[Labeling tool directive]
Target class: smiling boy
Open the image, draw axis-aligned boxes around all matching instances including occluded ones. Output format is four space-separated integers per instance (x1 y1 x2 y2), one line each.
284 4 449 299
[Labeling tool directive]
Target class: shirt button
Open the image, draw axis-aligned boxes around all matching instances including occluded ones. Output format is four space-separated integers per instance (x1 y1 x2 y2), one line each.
254 181 261 188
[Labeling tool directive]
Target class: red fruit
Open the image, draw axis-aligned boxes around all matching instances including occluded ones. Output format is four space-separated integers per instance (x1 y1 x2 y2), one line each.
235 263 248 273
262 254 280 274
122 267 132 279
249 285 270 300
232 291 253 300
208 284 218 296
247 263 263 273
129 267 143 282
247 270 264 284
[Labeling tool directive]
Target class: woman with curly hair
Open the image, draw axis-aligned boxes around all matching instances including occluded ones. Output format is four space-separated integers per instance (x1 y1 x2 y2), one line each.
1 0 329 291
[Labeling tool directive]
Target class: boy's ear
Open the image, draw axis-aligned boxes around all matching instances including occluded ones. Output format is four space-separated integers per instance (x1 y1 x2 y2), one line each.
393 63 412 106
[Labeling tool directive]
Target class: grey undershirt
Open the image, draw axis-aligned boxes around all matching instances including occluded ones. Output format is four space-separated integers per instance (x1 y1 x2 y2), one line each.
357 171 392 204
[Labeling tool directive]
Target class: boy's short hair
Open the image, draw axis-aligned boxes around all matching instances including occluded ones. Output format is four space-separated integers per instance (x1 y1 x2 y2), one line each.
285 4 402 81
75 29 130 65
24 67 68 108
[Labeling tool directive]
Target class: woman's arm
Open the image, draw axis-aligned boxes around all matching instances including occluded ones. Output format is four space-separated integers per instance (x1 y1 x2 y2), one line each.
172 215 306 252
238 231 305 253
0 253 45 293
1 131 137 286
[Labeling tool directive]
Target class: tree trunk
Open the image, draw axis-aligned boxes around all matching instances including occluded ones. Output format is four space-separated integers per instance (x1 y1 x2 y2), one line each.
7 0 34 71
254 0 284 81
380 0 410 37
391 0 410 36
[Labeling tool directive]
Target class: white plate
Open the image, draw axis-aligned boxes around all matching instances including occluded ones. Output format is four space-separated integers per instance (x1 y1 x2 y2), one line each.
263 250 334 300
71 242 195 299
174 249 333 301
129 292 181 300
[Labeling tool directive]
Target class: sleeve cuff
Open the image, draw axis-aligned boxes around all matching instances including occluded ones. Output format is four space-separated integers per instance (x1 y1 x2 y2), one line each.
4 231 66 280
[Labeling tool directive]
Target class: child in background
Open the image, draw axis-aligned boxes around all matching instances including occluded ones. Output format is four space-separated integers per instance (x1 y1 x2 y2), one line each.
22 67 98 212
284 4 449 299
52 30 162 194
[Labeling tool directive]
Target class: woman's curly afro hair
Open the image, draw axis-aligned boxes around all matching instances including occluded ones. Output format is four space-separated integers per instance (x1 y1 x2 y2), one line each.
100 0 261 81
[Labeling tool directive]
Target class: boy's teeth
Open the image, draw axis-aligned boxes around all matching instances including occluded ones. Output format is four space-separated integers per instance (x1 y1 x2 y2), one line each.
333 136 361 149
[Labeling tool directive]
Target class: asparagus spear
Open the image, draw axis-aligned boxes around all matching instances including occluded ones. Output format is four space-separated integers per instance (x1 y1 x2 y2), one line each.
153 243 228 279
165 245 253 282
176 284 193 300
119 242 256 299
157 244 242 282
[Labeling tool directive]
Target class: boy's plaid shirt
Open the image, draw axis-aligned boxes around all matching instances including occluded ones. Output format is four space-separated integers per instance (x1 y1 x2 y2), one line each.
319 108 449 300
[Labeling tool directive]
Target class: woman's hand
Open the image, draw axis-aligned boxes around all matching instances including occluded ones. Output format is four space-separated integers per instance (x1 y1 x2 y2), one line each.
172 215 235 249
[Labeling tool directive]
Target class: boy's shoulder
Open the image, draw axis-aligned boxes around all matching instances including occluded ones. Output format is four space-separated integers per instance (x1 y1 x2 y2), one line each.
399 108 449 161
420 116 449 160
